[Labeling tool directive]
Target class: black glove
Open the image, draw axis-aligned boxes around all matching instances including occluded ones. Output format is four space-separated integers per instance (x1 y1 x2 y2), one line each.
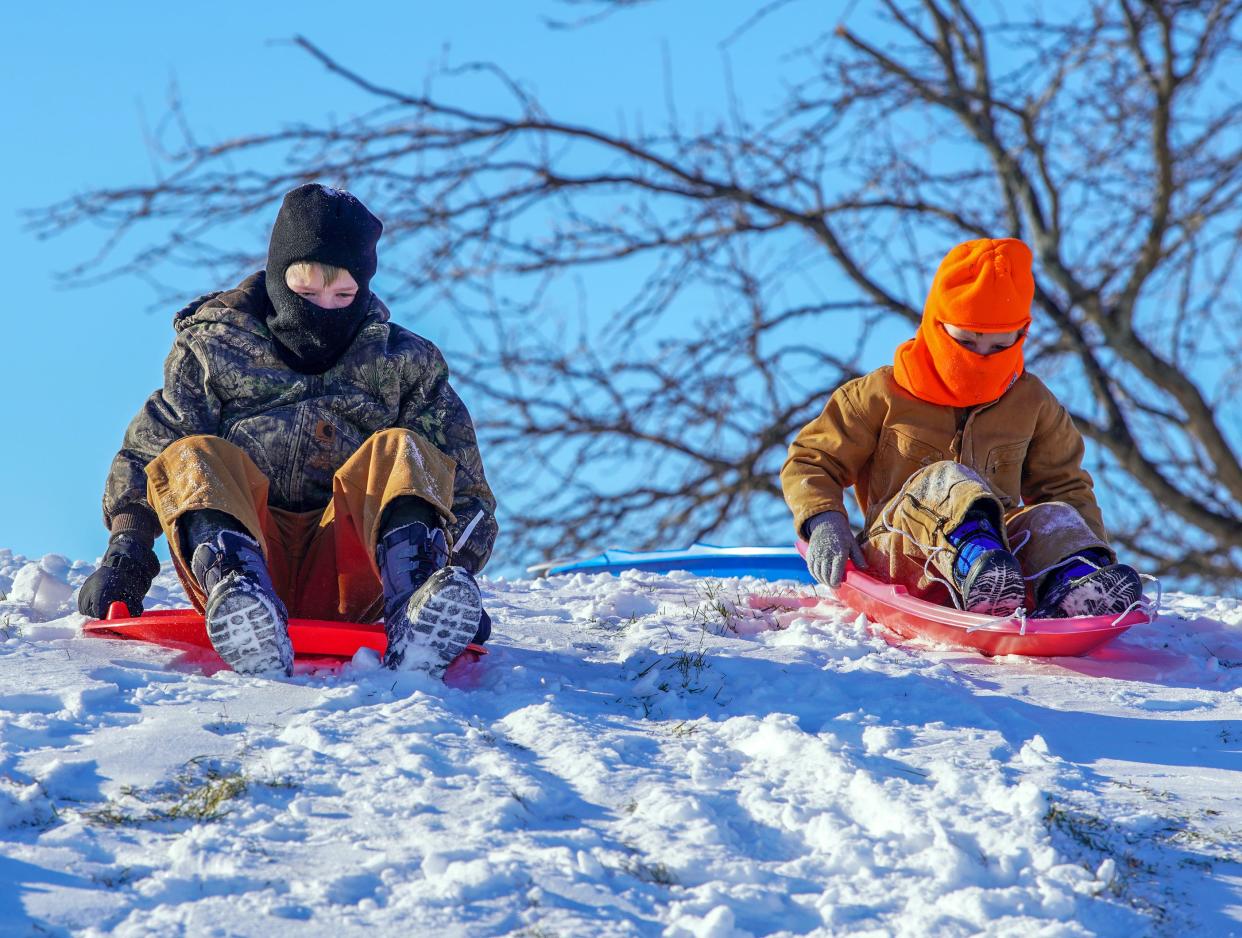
77 534 161 619
804 511 869 588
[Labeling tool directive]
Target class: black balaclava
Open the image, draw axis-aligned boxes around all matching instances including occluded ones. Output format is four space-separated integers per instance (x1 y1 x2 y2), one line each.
264 183 384 374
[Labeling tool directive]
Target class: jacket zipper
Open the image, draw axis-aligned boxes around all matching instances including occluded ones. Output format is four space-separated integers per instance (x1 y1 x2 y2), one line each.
957 395 1005 469
285 375 323 506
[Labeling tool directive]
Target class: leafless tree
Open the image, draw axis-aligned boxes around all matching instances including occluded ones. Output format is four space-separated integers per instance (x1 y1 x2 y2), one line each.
31 0 1242 587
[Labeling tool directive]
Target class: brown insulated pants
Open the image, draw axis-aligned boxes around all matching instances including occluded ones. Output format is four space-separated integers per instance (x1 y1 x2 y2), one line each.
144 429 458 622
860 460 1112 604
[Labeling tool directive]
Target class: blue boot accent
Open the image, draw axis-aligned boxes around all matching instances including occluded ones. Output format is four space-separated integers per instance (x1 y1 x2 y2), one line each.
376 521 450 623
946 512 1008 585
376 522 484 672
190 529 292 676
1039 548 1110 592
946 510 1026 615
1034 550 1141 619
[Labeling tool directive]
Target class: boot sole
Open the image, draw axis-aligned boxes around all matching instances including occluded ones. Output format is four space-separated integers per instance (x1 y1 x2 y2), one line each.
205 574 293 676
1034 565 1142 619
960 549 1027 616
384 567 482 674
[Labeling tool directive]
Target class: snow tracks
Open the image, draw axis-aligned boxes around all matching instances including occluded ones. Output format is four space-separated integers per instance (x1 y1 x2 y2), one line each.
1 548 1241 936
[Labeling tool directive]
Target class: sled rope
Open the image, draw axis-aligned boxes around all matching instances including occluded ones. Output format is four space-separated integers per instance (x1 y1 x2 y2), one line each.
966 605 1029 635
1109 573 1163 628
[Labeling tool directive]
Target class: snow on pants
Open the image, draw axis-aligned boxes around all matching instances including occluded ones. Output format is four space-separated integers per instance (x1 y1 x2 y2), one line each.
144 429 458 622
859 460 1113 604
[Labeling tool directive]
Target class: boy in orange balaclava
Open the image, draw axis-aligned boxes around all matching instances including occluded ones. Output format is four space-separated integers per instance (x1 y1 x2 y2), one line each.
781 238 1141 618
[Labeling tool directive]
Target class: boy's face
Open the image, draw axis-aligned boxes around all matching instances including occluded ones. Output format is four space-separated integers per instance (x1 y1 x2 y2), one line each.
285 266 360 309
943 323 1023 356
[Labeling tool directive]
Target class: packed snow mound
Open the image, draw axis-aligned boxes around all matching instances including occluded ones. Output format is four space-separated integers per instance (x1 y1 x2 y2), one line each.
0 547 1240 936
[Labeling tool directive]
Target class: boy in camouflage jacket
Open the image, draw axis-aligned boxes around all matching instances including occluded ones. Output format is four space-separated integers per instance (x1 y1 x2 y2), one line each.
78 184 499 677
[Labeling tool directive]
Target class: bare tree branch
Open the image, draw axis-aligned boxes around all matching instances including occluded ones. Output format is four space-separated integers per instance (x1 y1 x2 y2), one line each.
28 0 1242 589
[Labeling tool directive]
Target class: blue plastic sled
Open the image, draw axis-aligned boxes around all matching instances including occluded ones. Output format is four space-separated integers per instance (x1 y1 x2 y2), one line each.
540 543 816 583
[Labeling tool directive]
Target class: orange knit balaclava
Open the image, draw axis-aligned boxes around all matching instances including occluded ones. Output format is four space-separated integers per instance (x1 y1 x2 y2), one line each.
893 238 1034 407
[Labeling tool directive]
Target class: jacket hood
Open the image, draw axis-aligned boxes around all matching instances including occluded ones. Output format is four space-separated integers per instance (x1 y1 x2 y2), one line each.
173 270 390 335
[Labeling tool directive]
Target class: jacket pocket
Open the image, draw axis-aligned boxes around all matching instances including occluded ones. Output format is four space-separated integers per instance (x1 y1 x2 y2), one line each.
868 427 946 506
297 407 366 505
224 414 293 501
984 440 1028 508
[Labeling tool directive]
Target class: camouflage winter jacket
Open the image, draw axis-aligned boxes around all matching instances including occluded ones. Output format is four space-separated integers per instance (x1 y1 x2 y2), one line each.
103 272 498 573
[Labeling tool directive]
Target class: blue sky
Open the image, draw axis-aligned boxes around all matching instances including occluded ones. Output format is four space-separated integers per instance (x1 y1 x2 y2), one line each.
7 3 1226 585
2 0 835 564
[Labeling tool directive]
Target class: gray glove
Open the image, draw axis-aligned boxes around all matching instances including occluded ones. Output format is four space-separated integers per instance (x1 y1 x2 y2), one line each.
804 511 868 587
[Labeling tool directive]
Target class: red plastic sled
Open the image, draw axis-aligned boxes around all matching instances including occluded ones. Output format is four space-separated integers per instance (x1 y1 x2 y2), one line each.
84 601 487 668
757 549 1151 658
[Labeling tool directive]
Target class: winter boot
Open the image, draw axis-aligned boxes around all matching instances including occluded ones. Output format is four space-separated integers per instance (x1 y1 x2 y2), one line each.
377 521 483 674
1032 551 1142 619
190 526 292 676
946 509 1026 616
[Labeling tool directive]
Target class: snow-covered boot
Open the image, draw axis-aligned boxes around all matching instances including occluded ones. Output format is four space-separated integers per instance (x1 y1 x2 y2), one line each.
1032 551 1142 619
190 529 292 676
946 509 1026 616
377 521 482 674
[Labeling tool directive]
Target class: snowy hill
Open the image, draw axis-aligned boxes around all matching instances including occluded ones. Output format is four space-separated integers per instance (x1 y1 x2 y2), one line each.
1 547 1240 937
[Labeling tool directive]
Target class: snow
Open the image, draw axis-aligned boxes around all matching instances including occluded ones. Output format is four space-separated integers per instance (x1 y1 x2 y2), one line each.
1 548 1240 936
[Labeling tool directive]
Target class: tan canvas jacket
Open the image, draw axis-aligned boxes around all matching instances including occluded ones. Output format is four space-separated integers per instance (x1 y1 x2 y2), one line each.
781 366 1107 543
